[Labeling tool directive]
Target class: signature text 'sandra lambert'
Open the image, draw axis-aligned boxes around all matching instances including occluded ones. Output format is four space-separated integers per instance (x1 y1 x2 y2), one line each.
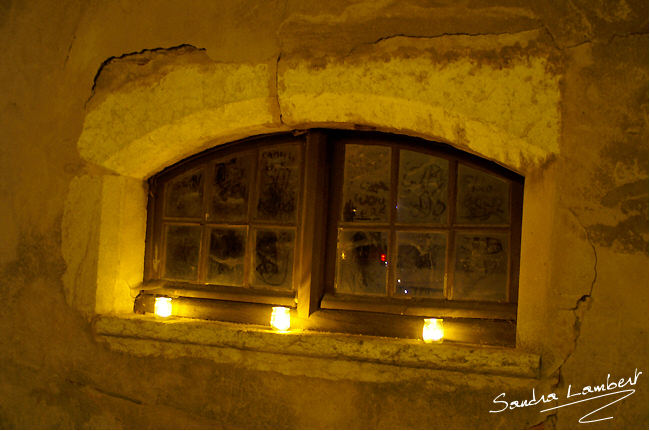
489 369 643 424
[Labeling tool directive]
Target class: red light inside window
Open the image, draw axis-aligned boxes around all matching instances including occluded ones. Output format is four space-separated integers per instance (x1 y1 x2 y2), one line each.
380 253 387 263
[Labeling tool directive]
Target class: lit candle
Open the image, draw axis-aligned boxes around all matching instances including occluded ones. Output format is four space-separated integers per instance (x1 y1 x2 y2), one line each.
154 297 172 318
270 306 291 331
422 318 444 342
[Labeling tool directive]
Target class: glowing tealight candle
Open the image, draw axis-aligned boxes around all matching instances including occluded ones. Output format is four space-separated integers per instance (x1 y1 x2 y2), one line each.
422 318 444 342
154 297 172 318
270 306 291 331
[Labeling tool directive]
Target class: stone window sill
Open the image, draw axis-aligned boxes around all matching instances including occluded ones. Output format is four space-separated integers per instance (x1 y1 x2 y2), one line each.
93 314 540 380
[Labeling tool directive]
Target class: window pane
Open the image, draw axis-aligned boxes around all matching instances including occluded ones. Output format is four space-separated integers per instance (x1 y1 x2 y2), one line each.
209 155 252 222
396 232 446 297
397 150 448 224
165 170 204 218
252 228 294 289
456 164 509 224
341 145 391 222
336 229 388 295
453 233 508 301
206 228 246 286
256 145 299 222
164 225 202 280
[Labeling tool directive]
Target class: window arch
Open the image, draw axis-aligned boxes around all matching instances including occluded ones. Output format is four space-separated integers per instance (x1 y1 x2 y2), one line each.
137 130 523 346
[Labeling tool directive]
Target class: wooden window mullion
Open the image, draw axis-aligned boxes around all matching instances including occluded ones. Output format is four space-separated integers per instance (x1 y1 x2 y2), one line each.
387 147 399 297
445 159 458 300
323 139 346 295
243 149 260 288
297 131 328 317
198 163 212 282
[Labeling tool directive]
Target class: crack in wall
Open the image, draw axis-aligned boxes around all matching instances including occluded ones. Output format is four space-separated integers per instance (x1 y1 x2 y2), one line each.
66 377 143 405
371 29 544 44
565 39 592 50
345 27 547 57
545 208 598 428
84 44 206 109
568 208 598 311
608 31 649 44
273 0 289 126
565 31 648 49
532 411 558 429
542 25 561 51
64 34 76 67
65 374 230 425
274 52 284 125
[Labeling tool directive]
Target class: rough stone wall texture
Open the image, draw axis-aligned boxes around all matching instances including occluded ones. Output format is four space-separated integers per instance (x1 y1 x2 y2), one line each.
0 0 647 429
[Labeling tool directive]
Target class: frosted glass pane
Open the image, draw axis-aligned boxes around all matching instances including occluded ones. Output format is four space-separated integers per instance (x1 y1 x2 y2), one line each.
457 164 509 224
336 230 388 295
341 145 391 222
396 232 446 297
206 228 246 286
210 155 252 222
256 146 299 222
165 170 203 218
252 228 294 289
164 225 201 280
397 150 448 224
454 233 508 301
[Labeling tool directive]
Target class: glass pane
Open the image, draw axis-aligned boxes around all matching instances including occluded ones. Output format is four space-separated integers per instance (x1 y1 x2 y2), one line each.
165 169 203 218
453 233 508 301
341 145 391 222
256 145 300 222
396 232 446 297
209 155 252 222
252 228 295 289
456 164 509 224
397 150 448 224
206 228 246 286
336 230 388 295
163 225 202 280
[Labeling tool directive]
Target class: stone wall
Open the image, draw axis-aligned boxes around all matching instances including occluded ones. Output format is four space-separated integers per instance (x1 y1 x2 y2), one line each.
0 0 647 428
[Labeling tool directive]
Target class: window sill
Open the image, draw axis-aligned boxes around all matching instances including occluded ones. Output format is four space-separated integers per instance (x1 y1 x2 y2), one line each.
93 314 540 380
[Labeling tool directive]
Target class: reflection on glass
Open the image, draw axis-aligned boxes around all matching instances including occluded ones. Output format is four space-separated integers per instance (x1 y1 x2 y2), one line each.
165 170 203 218
252 228 294 289
206 228 246 285
164 225 201 280
336 230 388 295
256 145 299 222
210 155 252 222
453 233 508 301
396 232 446 297
457 164 509 224
341 145 391 222
398 151 448 224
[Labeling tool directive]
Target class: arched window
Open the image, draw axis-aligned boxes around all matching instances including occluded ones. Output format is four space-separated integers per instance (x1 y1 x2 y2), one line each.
136 130 523 346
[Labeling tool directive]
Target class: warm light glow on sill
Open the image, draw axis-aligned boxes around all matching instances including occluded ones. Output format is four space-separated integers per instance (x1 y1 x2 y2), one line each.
154 297 172 318
270 306 291 331
423 318 444 342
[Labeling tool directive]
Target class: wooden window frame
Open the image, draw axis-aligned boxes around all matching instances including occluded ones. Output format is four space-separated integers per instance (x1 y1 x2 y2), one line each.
143 133 306 304
321 131 523 319
136 129 524 347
